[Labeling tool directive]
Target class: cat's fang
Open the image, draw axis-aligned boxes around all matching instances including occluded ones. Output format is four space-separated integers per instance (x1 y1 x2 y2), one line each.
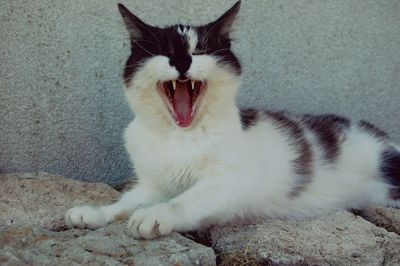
172 80 176 90
165 81 174 99
191 81 195 90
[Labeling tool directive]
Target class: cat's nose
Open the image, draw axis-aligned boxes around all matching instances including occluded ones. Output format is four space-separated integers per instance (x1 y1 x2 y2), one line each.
169 56 192 78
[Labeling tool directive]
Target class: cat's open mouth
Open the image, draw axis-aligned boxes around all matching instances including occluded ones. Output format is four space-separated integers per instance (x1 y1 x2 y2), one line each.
158 80 206 128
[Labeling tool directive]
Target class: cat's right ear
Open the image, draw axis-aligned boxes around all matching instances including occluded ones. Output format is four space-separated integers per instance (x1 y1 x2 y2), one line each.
207 1 241 38
118 4 150 40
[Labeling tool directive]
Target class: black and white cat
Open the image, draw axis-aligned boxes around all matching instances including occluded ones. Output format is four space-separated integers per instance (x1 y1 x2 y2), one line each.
65 1 400 239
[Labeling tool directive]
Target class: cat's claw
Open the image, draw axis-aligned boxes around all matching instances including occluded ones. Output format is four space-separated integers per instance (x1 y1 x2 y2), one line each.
128 203 174 239
64 206 107 229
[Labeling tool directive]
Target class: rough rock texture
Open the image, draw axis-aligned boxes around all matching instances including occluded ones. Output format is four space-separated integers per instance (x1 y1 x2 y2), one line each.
2 172 400 265
358 207 400 235
0 224 216 266
0 173 216 265
211 212 400 266
0 172 119 231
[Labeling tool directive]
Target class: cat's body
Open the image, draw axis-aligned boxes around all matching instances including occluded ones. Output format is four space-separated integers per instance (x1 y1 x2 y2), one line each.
65 1 400 239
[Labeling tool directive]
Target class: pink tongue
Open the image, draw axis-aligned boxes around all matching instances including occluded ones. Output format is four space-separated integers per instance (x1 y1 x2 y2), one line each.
173 81 192 127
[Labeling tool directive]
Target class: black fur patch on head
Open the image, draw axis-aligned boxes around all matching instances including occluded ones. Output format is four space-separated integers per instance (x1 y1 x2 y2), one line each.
358 120 388 140
265 111 314 198
195 1 241 74
121 22 193 83
168 25 194 77
301 114 350 164
240 109 259 130
197 1 241 75
118 2 241 84
380 146 400 200
195 25 241 75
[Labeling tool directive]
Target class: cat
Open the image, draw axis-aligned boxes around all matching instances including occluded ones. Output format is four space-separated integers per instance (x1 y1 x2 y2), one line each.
65 1 400 239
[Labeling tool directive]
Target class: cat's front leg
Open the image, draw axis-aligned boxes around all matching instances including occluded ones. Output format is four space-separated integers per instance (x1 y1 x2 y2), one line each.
128 177 241 239
65 183 165 229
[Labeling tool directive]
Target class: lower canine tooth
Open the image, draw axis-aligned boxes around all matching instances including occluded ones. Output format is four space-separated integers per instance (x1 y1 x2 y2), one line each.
172 80 176 90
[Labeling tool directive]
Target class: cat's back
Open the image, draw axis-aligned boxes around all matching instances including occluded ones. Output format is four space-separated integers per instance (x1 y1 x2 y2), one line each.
239 108 388 182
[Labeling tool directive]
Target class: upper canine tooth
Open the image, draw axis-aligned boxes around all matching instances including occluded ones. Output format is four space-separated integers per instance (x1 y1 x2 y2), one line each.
191 80 195 90
172 80 176 90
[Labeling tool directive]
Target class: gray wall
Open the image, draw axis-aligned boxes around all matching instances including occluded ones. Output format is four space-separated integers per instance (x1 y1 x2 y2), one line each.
1 0 399 186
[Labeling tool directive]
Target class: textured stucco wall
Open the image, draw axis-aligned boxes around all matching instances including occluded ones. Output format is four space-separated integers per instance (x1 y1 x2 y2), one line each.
1 0 399 186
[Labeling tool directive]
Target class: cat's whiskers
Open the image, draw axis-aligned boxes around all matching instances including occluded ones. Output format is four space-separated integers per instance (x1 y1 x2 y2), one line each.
131 40 156 56
209 48 231 56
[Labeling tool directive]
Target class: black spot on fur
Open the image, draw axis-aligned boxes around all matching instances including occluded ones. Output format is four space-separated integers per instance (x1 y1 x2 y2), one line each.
389 189 400 200
380 147 400 199
240 109 259 130
265 111 313 197
358 120 388 140
301 114 350 163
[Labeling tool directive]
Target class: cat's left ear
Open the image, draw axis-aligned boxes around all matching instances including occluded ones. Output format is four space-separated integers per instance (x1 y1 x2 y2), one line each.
208 1 241 38
118 3 154 40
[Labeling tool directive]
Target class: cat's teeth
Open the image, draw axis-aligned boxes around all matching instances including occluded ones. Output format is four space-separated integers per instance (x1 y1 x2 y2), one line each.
191 81 195 90
172 80 176 90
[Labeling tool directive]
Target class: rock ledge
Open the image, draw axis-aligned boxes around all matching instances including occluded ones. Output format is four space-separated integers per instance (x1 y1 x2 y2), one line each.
1 172 400 266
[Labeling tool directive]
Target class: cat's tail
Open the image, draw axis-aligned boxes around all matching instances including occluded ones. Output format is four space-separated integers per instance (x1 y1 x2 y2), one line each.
379 144 400 207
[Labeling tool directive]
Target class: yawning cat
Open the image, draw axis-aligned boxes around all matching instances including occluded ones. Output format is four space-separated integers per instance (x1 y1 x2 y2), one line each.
65 1 400 239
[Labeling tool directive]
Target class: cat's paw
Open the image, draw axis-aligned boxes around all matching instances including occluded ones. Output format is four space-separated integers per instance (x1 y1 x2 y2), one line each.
128 203 176 239
64 206 107 229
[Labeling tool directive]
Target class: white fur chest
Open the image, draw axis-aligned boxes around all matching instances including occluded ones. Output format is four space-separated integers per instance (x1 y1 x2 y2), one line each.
124 120 221 195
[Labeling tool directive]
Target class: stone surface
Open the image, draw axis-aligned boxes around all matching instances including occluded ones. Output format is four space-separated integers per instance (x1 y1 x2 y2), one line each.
0 173 216 265
2 172 400 265
1 0 399 184
210 211 400 266
0 224 216 266
358 207 400 235
0 172 120 231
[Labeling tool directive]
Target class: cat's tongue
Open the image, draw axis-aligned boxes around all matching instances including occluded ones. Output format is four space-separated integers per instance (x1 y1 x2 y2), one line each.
173 81 192 127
